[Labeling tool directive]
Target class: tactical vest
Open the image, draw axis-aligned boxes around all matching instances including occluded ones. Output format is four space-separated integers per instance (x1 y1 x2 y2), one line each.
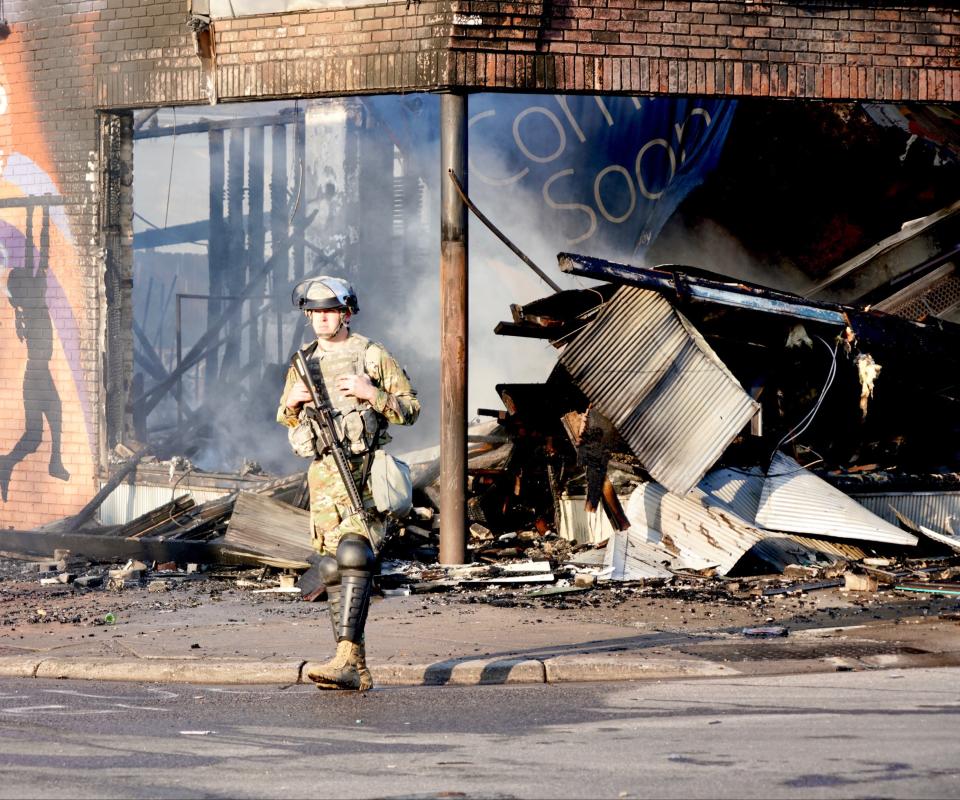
301 334 382 455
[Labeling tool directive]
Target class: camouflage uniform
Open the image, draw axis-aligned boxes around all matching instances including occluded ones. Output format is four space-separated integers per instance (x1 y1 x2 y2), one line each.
277 332 419 555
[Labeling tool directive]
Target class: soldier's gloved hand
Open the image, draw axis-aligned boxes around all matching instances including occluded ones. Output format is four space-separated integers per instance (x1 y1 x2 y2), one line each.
285 381 313 410
337 373 378 403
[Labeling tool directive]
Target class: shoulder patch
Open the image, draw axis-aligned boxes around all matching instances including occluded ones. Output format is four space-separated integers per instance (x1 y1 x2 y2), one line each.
364 341 387 381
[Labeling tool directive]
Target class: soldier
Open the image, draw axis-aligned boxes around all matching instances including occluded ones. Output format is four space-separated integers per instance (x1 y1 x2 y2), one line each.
277 275 419 691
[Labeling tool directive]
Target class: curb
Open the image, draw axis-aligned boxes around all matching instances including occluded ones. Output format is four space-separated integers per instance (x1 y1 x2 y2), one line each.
1 650 959 686
368 657 546 686
34 657 306 685
543 654 741 682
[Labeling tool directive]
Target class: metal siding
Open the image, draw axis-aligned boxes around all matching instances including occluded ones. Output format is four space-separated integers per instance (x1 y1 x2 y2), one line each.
557 494 622 545
916 525 960 553
747 533 868 572
559 286 758 495
97 483 229 526
603 530 677 581
618 482 768 575
756 452 918 546
849 491 960 536
699 467 765 523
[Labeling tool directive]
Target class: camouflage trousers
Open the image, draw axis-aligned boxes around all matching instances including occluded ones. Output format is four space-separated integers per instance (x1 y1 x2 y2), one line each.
308 452 383 556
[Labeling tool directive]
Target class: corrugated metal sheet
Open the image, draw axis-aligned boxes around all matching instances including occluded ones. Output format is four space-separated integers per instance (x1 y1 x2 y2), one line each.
558 286 758 495
557 494 619 545
628 482 768 574
567 467 884 580
747 533 868 572
98 482 229 526
848 491 960 536
756 452 918 546
696 467 870 569
568 484 767 576
917 525 960 553
699 467 765 523
781 534 868 562
603 529 676 581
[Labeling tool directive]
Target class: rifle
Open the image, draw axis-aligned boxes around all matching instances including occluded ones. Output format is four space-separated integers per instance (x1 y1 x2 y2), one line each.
291 350 382 598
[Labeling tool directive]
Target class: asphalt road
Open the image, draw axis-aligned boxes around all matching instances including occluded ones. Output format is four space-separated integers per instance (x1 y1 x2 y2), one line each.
0 668 958 799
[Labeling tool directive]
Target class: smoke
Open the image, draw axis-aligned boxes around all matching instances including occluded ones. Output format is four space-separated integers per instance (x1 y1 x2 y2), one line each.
648 216 814 294
130 93 759 477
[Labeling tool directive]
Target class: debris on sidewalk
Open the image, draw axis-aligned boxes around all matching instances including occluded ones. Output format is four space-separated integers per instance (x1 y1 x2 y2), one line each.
8 241 960 629
742 626 789 637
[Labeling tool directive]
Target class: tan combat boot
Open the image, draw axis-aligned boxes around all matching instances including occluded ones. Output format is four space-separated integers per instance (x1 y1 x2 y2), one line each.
356 642 373 692
306 640 367 691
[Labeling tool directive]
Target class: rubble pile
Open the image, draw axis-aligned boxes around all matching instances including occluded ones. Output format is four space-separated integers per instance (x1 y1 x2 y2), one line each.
6 245 960 616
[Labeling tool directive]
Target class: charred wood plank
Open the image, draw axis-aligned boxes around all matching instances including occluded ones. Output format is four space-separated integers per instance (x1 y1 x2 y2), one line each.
163 494 237 541
494 321 564 339
46 446 153 533
0 529 259 566
558 252 849 326
223 492 314 564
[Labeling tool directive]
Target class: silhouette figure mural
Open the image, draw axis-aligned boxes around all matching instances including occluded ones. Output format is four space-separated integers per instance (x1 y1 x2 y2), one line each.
0 207 70 501
0 50 93 527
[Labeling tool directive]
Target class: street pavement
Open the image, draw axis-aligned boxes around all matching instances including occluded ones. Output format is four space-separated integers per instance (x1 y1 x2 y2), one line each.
1 585 960 687
1 669 959 798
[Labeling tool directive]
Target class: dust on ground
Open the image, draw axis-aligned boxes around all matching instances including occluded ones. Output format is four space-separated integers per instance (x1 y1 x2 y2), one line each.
2 555 958 645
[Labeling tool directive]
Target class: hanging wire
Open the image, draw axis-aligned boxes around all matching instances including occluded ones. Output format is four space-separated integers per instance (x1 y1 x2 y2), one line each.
540 286 610 351
166 465 196 528
771 335 840 457
288 99 304 226
162 107 177 230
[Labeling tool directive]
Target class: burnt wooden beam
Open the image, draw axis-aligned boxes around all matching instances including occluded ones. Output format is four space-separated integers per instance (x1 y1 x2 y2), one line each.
133 109 302 140
493 321 561 339
45 447 152 533
131 209 317 416
0 529 258 566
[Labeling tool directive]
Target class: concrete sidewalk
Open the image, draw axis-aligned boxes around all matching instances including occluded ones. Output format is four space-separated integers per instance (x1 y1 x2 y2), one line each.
1 589 959 687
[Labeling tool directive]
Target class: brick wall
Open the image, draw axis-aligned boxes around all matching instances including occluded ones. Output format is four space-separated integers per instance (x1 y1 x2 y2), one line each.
91 1 960 108
443 1 960 100
0 0 957 528
0 1 106 527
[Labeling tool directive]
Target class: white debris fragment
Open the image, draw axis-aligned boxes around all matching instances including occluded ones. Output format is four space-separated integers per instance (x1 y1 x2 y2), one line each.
785 324 813 349
855 353 882 419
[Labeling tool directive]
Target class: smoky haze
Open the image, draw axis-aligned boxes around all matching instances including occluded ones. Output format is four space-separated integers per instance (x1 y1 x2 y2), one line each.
132 93 734 476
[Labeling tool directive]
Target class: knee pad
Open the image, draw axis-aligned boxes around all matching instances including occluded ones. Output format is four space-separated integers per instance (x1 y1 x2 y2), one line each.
336 534 375 573
317 555 341 587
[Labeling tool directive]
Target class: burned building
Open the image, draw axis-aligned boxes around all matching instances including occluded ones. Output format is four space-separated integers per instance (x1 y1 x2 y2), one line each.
0 0 958 561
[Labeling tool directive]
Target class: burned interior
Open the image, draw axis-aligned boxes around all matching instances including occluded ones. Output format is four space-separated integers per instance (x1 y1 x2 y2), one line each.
4 93 960 605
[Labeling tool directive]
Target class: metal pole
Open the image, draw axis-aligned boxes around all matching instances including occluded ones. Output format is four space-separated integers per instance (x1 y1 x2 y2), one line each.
206 128 225 396
439 92 468 565
176 294 183 429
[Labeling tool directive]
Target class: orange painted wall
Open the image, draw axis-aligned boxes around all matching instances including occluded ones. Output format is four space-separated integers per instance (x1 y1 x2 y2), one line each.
0 39 96 528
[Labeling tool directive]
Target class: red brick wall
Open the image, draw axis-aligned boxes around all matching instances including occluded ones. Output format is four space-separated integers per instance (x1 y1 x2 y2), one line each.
0 0 957 528
90 2 960 107
444 1 960 100
0 2 105 527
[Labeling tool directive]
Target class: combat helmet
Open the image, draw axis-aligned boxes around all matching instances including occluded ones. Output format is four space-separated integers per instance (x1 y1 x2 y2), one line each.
292 276 359 315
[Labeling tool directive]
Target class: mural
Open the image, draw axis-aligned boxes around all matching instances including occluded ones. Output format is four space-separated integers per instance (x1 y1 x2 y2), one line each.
0 46 94 527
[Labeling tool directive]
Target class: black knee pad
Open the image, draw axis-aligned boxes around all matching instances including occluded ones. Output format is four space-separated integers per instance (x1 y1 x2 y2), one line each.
317 555 341 587
336 534 376 573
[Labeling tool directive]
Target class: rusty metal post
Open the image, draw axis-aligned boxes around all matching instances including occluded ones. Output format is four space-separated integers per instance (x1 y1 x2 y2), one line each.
439 92 468 565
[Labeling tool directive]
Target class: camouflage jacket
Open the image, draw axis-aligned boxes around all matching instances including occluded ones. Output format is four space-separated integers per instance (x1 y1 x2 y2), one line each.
277 333 420 449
